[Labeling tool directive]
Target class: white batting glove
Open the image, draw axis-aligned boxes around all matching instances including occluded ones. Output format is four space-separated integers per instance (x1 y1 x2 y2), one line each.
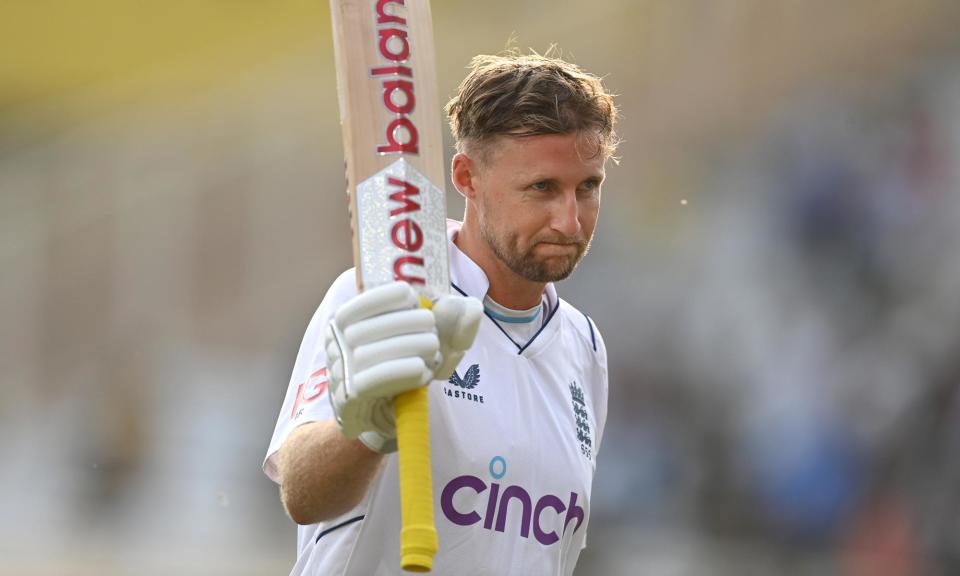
431 294 484 382
324 281 482 453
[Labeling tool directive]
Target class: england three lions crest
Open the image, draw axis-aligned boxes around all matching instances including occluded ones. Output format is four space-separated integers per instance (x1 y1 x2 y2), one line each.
569 381 593 460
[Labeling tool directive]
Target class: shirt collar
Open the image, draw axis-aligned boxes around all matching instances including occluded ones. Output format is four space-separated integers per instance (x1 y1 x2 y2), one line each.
446 219 558 309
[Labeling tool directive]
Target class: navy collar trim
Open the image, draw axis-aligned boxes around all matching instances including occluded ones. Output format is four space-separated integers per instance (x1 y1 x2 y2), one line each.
451 281 560 355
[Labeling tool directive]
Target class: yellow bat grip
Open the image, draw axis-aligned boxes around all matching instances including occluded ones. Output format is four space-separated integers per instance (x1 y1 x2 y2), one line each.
395 296 438 572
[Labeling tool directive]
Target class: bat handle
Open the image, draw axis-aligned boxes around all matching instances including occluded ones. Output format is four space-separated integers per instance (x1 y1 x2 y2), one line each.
395 296 439 572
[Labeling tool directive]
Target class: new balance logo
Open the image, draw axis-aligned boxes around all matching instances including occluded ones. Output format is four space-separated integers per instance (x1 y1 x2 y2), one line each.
445 364 484 404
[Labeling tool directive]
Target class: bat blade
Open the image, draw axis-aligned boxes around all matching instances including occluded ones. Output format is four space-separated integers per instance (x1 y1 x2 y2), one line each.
329 0 447 571
353 158 449 298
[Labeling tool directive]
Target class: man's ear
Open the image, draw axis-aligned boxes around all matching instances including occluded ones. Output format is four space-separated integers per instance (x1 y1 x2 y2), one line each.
451 152 478 200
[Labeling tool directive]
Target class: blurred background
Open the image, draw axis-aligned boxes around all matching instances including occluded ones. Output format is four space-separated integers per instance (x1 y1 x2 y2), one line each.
3 1 960 574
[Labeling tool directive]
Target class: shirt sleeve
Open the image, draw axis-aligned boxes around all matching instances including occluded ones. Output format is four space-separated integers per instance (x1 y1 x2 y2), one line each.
262 269 358 484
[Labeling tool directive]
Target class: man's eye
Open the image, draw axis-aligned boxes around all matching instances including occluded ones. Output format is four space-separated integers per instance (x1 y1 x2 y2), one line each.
530 181 549 191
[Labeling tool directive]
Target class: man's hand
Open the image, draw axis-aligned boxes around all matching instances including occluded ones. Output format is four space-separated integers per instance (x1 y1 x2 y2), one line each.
324 282 482 453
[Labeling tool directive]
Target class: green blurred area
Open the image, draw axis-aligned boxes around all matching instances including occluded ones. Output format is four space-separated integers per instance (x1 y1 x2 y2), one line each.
5 1 958 123
0 1 328 116
4 0 959 228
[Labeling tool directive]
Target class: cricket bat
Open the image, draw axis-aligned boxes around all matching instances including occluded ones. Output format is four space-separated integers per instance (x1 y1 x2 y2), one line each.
329 0 448 571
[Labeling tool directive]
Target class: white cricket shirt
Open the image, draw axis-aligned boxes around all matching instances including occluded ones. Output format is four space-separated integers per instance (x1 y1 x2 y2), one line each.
264 221 609 576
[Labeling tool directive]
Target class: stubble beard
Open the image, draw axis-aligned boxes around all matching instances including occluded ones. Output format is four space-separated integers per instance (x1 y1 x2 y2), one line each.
479 218 592 283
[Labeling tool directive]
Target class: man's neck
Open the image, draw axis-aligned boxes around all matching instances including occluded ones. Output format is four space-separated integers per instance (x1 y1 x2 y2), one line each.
454 221 546 310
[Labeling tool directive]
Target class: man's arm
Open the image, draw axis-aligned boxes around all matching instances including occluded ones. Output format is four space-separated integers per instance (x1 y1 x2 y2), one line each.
273 282 482 526
277 420 385 525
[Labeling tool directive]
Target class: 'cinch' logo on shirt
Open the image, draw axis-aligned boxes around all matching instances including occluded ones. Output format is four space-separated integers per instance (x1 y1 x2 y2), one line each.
440 456 585 546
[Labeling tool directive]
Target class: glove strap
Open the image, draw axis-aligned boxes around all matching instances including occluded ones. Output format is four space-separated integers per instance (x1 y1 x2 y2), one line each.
359 430 398 454
328 319 353 432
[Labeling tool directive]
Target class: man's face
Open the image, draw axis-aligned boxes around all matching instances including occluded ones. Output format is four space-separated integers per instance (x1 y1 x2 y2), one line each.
471 132 605 283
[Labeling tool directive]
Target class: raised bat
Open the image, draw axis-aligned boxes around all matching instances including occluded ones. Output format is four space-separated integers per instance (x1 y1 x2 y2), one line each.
329 0 448 571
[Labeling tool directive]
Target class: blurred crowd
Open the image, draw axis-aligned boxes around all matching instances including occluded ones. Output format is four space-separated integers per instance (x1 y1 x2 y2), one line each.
581 59 960 575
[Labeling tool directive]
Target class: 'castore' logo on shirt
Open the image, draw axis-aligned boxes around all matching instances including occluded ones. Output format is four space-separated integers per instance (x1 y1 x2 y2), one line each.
445 363 484 404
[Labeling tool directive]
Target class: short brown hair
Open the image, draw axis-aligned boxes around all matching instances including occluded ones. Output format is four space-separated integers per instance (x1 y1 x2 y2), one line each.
445 50 619 161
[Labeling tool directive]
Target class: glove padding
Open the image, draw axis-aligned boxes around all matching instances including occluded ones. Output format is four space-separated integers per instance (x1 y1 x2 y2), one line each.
324 281 482 453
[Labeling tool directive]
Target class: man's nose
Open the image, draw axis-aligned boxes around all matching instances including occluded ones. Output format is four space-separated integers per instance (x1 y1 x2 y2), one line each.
551 189 581 238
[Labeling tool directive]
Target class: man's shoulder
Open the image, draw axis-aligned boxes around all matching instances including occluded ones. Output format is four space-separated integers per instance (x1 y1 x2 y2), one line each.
304 268 359 329
316 267 362 311
557 297 606 357
327 268 359 300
